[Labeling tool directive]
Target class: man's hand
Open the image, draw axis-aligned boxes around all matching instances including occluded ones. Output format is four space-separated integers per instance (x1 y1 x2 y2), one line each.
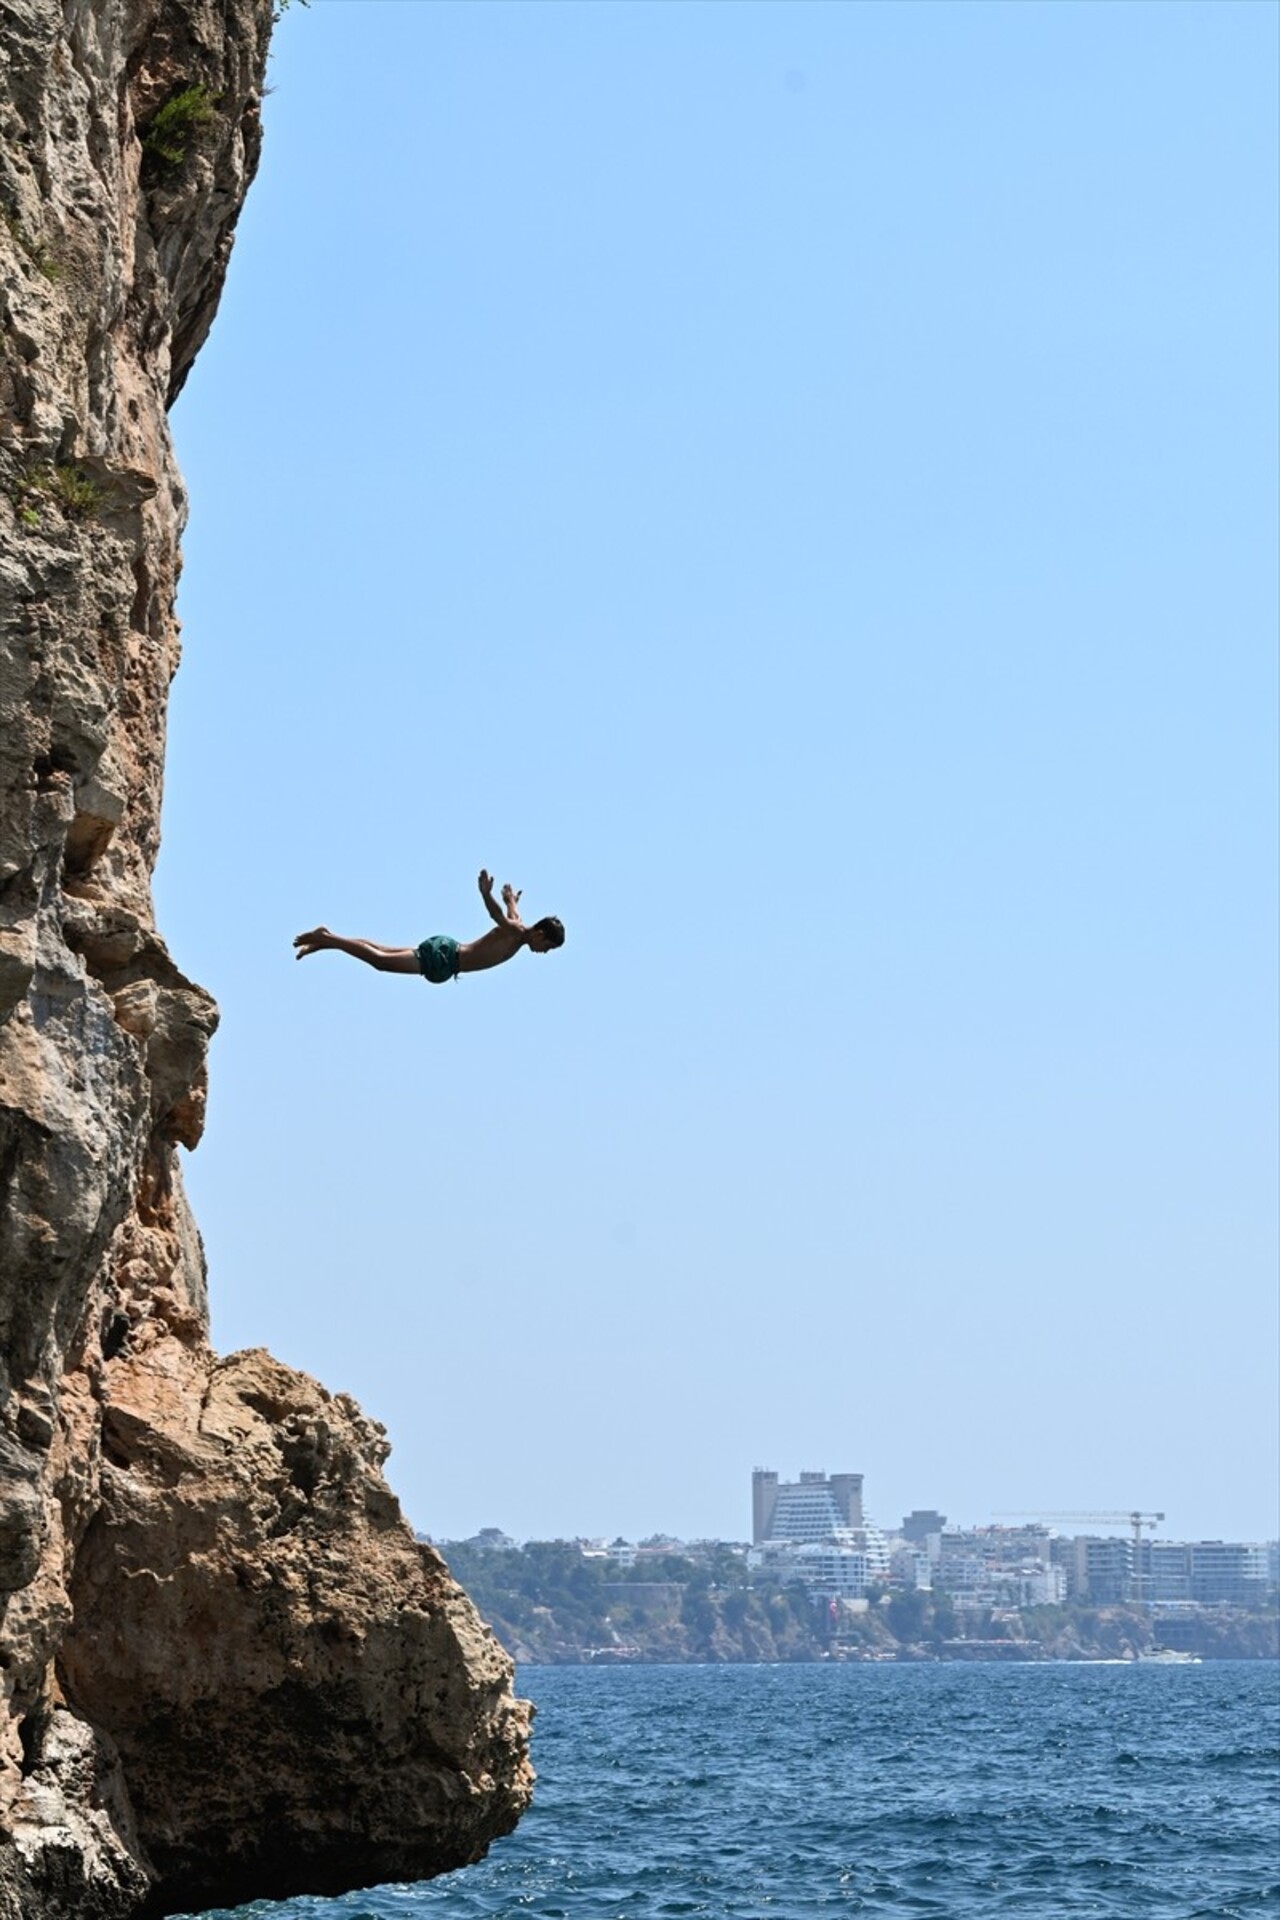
478 869 495 897
502 882 523 924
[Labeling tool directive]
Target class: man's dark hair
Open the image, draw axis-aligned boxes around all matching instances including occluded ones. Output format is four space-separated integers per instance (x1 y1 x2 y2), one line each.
533 915 565 947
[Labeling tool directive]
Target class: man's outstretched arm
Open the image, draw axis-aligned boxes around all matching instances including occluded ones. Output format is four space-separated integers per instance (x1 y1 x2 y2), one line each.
478 869 526 930
478 869 509 928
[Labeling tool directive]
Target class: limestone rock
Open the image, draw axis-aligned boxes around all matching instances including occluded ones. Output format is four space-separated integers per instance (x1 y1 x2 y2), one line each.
60 1344 531 1915
0 4 532 1914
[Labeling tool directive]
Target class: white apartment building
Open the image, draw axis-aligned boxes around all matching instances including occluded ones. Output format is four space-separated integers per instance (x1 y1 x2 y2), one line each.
752 1469 864 1544
889 1544 934 1591
749 1468 889 1599
935 1526 1063 1609
1067 1535 1275 1605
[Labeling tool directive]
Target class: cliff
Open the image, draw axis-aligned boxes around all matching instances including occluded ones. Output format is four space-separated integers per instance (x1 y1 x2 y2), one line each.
0 4 532 1915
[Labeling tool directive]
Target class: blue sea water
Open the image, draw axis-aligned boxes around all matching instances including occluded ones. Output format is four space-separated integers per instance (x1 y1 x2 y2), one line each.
192 1662 1278 1920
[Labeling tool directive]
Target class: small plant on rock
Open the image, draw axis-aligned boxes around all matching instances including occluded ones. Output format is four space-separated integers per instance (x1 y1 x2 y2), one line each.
11 463 106 524
1 209 61 281
48 463 105 517
140 85 217 184
10 468 47 525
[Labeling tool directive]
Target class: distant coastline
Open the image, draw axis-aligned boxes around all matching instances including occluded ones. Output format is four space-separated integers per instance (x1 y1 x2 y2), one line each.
437 1538 1279 1667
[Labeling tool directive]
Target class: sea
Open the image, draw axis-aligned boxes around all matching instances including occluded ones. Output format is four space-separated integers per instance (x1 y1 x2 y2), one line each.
189 1661 1278 1920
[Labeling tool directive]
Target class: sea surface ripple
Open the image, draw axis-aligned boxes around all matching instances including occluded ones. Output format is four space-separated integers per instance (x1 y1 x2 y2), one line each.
190 1661 1279 1920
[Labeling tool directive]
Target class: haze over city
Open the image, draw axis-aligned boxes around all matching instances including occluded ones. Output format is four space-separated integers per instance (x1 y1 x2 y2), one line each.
156 0 1278 1548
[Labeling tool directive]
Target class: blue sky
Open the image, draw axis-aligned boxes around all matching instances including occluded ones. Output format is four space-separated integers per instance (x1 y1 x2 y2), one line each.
157 0 1278 1546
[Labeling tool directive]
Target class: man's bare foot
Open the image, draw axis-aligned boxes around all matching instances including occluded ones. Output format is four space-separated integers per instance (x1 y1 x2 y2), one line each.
293 926 332 959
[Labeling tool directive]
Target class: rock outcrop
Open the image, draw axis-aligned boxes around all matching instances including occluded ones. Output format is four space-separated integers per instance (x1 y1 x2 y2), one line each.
0 4 532 1915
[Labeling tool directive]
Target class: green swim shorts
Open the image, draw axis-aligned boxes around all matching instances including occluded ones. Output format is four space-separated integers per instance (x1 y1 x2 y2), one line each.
415 935 459 984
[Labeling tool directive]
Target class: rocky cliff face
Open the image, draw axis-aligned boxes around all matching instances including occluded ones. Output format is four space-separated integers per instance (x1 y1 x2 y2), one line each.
0 4 532 1914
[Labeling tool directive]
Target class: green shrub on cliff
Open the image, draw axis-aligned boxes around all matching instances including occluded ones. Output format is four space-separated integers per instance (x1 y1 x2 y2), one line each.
140 86 217 183
10 463 105 524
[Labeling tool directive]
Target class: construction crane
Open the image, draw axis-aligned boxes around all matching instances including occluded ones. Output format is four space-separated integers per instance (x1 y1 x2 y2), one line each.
994 1512 1165 1607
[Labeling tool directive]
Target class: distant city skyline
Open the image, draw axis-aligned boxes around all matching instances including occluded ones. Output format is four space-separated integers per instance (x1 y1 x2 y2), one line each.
437 1502 1278 1615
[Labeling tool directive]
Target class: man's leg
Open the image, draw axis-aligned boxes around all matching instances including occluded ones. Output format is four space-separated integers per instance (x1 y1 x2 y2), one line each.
293 928 420 973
